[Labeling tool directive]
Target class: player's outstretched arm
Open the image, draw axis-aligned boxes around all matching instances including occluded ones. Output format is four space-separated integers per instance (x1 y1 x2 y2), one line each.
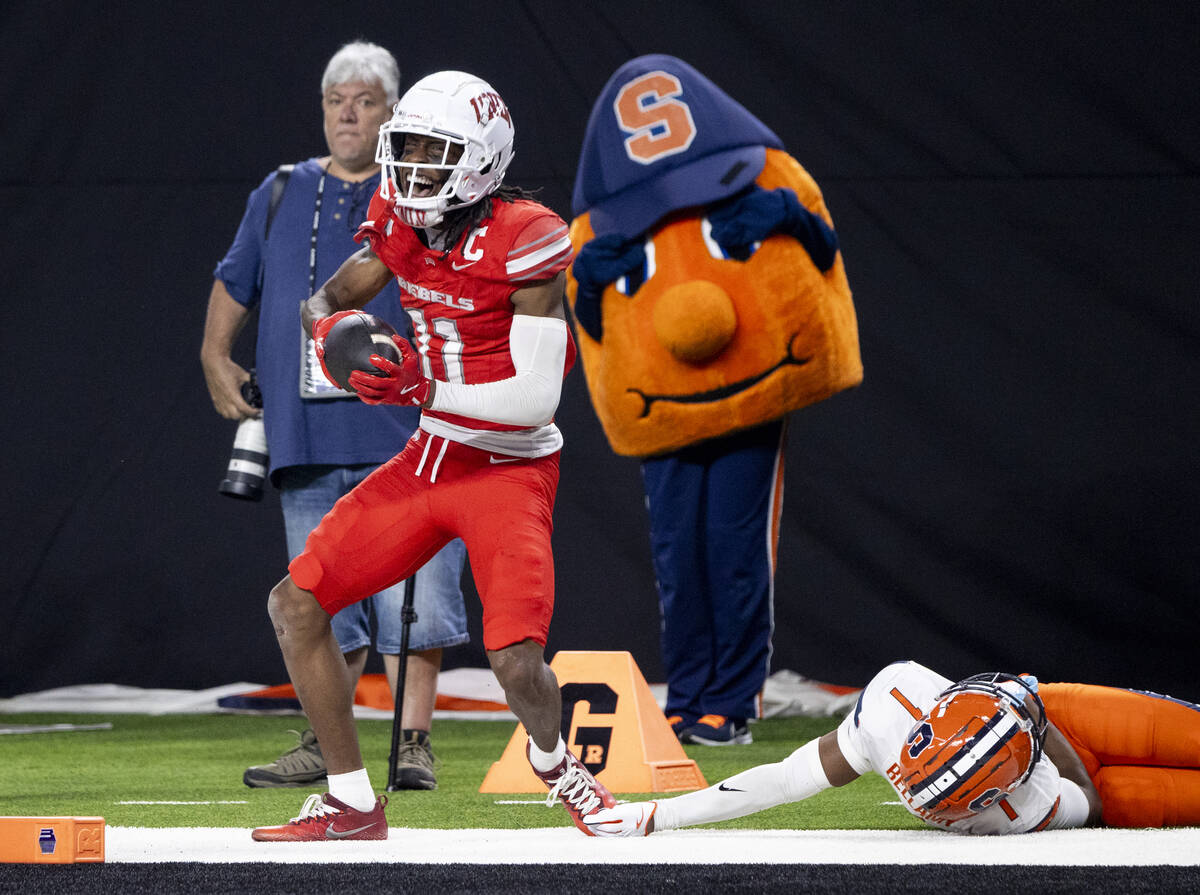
300 245 394 335
585 732 858 837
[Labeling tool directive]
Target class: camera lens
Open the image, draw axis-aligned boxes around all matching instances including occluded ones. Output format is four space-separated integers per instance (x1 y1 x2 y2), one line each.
219 417 268 501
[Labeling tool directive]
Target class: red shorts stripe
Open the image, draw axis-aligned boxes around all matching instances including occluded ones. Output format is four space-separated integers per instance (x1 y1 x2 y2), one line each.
289 431 560 651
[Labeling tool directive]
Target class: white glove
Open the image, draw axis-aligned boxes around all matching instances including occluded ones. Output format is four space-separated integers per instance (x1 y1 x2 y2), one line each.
582 801 657 837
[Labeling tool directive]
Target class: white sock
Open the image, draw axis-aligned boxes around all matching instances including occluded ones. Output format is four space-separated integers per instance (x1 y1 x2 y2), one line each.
655 738 830 831
527 735 566 772
327 768 376 813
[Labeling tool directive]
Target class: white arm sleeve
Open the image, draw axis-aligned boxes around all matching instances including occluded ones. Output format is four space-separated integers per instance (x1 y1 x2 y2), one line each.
654 739 831 831
428 315 567 427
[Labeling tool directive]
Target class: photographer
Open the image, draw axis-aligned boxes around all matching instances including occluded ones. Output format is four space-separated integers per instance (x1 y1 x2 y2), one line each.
200 41 467 791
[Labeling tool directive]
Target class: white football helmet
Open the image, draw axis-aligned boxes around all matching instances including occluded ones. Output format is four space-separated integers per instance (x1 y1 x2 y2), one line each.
376 70 515 228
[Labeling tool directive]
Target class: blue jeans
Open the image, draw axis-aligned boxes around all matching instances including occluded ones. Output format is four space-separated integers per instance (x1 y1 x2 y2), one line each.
279 464 469 654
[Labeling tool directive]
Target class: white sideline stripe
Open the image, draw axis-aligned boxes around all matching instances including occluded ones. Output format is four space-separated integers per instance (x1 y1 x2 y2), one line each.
117 801 250 805
105 826 1200 865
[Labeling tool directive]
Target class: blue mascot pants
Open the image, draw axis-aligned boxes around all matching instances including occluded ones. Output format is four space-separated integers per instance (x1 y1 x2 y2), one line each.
640 418 785 722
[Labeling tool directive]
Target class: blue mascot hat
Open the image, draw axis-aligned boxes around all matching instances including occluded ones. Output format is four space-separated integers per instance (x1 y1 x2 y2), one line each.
572 54 784 239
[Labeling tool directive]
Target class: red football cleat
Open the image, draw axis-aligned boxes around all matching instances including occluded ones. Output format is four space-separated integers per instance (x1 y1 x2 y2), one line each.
528 744 616 835
251 792 388 842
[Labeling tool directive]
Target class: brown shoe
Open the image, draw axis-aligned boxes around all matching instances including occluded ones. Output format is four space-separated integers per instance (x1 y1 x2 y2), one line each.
243 729 326 788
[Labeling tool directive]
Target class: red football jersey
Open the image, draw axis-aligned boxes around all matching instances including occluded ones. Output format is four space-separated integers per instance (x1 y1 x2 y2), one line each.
357 191 575 440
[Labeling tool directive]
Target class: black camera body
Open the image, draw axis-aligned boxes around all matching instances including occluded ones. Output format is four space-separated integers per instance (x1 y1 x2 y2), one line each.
219 371 268 501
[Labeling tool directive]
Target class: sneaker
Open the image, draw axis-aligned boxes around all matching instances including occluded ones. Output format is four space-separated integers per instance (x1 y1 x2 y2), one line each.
251 792 388 842
391 729 437 791
244 729 327 788
680 714 752 745
666 715 691 739
527 743 616 835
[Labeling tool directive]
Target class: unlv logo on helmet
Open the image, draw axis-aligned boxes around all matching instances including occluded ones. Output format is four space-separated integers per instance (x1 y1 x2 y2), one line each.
470 91 511 126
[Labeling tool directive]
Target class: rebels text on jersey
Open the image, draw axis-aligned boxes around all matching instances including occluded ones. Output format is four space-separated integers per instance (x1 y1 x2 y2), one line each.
356 190 576 437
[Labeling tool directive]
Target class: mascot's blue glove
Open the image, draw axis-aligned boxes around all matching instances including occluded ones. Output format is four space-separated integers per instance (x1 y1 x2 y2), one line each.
707 185 838 272
571 233 647 341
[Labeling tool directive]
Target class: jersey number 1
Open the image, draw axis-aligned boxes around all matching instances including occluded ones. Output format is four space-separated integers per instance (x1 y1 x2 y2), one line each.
406 309 465 383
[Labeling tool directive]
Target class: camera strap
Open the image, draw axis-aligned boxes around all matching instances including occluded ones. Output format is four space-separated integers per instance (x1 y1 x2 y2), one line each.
265 164 295 242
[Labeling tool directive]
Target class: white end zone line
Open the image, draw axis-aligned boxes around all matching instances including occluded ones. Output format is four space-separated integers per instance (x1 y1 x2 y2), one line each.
105 825 1200 865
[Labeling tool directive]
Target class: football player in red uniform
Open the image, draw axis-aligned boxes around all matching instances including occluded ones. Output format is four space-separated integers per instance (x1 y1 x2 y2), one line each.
252 71 615 842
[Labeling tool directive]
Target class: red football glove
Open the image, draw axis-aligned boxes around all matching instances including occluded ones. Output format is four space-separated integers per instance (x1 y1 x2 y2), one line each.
348 334 432 407
310 310 360 384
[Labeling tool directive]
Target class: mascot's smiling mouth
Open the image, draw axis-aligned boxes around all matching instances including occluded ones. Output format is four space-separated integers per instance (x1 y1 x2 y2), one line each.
627 337 811 418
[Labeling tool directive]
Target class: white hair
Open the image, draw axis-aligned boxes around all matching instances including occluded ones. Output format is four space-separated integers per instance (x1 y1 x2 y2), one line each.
321 41 400 103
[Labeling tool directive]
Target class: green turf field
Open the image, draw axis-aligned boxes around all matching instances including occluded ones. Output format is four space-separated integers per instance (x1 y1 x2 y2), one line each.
1 713 924 832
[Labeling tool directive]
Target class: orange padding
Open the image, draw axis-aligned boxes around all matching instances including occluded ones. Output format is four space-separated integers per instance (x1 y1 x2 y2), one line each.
0 817 104 863
235 674 509 713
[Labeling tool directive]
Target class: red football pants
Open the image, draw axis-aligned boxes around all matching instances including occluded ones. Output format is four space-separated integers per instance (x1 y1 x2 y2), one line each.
290 430 560 651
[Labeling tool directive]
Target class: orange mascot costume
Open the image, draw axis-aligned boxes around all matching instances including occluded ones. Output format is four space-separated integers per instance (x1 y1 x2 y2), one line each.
567 55 861 744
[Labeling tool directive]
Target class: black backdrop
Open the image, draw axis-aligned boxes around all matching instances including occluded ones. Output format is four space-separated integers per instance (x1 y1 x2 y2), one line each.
3 2 1197 700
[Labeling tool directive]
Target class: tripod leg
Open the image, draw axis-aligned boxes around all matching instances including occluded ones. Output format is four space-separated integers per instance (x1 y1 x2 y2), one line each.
386 573 417 792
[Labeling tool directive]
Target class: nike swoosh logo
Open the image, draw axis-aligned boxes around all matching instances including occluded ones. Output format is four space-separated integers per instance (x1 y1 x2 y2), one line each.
450 260 478 271
489 455 521 464
718 783 744 792
325 822 377 839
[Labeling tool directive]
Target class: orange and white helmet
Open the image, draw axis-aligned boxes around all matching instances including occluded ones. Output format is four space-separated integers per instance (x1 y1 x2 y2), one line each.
896 673 1046 823
375 70 515 227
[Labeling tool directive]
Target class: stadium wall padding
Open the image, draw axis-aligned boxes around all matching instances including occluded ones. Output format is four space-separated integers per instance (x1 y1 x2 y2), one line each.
2 2 1197 699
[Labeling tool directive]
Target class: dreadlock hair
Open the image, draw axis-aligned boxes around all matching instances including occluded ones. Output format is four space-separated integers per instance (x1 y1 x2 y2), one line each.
437 185 541 258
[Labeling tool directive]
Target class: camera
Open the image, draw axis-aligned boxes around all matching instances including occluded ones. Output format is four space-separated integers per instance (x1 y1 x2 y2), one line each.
219 371 268 501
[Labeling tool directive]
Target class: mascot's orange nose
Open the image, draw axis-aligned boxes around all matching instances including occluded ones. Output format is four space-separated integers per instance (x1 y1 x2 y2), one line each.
652 281 737 363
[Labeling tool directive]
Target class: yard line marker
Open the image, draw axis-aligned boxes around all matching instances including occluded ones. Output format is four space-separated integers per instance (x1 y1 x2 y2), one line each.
493 800 550 805
116 801 249 805
0 723 113 735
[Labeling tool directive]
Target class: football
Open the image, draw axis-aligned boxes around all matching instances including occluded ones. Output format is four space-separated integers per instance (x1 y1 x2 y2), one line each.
321 311 402 393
